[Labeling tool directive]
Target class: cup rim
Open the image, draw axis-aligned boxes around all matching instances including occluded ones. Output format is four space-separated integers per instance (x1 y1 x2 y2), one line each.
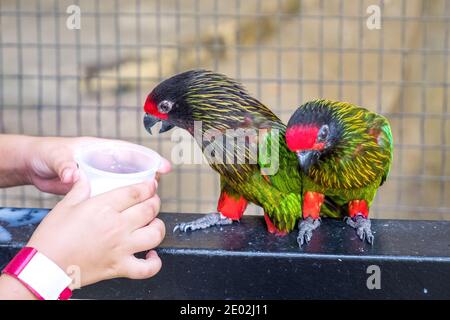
75 142 162 178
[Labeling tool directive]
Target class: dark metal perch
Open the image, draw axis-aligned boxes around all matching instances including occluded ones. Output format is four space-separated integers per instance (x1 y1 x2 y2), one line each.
1 208 449 299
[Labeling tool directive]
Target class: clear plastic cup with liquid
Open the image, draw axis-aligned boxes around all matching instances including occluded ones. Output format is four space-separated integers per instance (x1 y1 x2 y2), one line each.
75 142 162 197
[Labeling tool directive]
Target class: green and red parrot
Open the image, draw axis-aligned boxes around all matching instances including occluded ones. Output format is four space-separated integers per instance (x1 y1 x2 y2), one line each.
143 70 345 245
143 70 306 238
286 99 393 244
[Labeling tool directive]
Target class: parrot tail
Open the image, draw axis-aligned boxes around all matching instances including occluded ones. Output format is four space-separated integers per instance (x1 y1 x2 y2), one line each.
320 196 344 218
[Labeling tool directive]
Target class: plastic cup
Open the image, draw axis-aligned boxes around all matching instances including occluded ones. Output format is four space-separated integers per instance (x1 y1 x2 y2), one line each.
75 142 162 197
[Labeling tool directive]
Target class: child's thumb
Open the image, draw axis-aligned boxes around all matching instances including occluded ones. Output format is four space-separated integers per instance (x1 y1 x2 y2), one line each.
64 170 91 205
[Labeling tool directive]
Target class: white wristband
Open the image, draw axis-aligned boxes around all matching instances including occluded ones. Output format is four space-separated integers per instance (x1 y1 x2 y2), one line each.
3 247 73 300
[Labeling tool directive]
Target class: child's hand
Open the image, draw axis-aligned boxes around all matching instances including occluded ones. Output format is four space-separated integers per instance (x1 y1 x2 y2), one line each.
27 172 165 287
23 136 171 195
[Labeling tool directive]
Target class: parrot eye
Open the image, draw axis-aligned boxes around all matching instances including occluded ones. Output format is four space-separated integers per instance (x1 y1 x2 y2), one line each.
317 125 329 142
158 100 173 114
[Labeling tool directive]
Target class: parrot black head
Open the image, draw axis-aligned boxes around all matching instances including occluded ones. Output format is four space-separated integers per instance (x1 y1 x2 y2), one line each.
143 69 277 135
143 70 197 134
286 100 344 174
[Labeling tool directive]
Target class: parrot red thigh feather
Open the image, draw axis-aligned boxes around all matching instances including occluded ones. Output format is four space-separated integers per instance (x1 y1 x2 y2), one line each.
302 191 324 220
264 213 288 236
348 200 369 219
217 192 248 220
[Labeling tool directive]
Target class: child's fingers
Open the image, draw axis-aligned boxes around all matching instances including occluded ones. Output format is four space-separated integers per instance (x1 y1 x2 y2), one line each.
34 177 74 195
123 251 162 279
64 171 91 205
122 195 161 230
71 168 80 183
49 145 78 182
155 158 171 182
93 180 156 212
128 218 165 253
157 157 172 174
58 162 79 184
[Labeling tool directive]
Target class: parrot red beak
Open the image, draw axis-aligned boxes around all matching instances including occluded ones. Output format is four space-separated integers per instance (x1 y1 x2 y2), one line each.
143 113 175 135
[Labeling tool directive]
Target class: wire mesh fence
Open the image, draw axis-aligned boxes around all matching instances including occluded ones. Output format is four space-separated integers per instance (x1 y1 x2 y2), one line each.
0 0 449 220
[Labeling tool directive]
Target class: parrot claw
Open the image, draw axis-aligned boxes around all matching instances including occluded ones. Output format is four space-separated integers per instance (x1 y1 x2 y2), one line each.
297 217 321 247
173 212 234 232
345 215 374 245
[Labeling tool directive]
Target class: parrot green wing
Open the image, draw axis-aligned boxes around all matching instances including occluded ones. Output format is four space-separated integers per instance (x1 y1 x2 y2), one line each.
378 118 393 186
359 106 393 187
240 119 303 231
206 110 303 232
256 121 343 223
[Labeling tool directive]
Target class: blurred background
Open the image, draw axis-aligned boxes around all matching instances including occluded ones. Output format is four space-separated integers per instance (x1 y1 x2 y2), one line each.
0 0 449 220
